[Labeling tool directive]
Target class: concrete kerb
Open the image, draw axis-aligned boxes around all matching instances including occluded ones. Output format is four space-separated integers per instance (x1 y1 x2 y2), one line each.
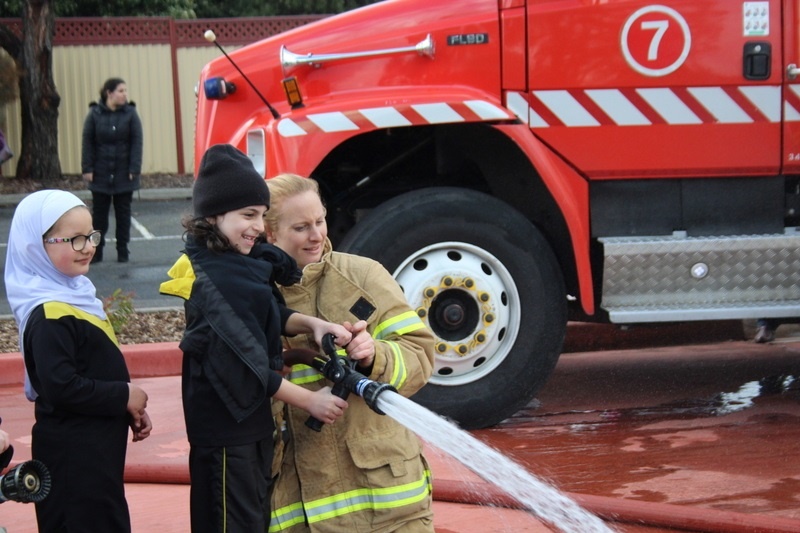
0 341 183 386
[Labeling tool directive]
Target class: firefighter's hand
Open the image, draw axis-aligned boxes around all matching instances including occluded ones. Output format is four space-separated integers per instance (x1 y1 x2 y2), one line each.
309 386 348 424
344 320 375 369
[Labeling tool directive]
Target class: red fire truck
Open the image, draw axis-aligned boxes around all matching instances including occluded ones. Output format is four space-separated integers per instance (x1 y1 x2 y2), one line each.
195 0 800 428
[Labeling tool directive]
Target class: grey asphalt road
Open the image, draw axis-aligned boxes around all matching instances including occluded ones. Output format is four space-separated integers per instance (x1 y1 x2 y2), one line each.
0 194 193 316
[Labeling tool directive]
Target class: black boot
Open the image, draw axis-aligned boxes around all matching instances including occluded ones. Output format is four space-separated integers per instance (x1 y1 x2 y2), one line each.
117 247 129 263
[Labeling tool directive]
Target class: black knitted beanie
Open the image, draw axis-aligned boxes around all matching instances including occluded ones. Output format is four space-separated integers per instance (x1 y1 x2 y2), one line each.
193 144 270 217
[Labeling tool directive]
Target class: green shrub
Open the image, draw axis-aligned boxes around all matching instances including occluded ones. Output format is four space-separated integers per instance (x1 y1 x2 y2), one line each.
103 288 136 334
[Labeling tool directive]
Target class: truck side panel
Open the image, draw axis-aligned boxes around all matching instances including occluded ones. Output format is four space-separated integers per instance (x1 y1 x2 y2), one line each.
525 0 782 179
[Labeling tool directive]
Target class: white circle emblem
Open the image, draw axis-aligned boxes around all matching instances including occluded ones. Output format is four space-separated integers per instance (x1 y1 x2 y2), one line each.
621 5 691 77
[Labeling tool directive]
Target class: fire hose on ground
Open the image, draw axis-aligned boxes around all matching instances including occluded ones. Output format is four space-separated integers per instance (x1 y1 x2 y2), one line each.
118 340 800 532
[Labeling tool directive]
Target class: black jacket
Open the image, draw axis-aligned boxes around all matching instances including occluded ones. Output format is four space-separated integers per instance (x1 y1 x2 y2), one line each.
162 239 300 446
81 101 143 195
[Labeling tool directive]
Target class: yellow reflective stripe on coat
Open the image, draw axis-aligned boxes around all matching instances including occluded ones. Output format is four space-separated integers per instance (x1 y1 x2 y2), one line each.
269 501 306 530
372 311 425 340
379 340 408 389
287 365 324 385
269 469 432 532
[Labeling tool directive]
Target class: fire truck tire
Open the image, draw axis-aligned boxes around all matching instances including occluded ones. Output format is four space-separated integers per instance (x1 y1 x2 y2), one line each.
338 187 567 429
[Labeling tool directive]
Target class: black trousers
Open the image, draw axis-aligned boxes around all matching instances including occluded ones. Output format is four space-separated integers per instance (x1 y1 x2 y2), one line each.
189 439 274 533
91 191 133 252
33 417 131 532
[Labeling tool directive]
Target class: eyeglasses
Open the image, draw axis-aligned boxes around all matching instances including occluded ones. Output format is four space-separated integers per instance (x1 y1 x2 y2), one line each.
43 231 102 251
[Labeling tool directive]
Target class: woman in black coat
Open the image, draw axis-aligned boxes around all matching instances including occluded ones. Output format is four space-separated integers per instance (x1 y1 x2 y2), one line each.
81 77 143 263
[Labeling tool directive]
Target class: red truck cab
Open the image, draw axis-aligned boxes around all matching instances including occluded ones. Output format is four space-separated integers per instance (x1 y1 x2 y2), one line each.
195 0 800 428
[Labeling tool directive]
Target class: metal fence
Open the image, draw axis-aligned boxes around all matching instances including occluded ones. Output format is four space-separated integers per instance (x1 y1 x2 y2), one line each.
0 16 326 177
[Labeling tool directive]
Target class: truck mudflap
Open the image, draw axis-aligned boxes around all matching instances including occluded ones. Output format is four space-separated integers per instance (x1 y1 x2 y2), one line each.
600 230 800 323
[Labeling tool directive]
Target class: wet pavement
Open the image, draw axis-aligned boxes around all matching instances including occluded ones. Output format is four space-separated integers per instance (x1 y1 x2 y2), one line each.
475 334 800 528
1 323 800 531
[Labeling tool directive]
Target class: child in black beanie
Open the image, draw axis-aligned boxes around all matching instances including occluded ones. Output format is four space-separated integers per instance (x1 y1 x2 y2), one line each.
160 144 352 533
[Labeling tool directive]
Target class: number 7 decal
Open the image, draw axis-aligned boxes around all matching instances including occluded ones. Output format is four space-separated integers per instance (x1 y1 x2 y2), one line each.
622 5 692 77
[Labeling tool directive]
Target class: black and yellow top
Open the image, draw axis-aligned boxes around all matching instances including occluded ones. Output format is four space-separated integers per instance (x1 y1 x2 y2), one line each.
24 301 130 422
23 301 133 532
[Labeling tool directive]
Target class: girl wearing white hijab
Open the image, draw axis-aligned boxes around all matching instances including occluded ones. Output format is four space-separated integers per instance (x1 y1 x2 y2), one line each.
4 189 152 532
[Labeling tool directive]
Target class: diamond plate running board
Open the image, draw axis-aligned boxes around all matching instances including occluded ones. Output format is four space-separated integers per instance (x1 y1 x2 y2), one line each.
599 231 800 323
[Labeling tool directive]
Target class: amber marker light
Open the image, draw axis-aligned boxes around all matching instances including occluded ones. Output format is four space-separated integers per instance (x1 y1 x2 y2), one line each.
282 77 303 108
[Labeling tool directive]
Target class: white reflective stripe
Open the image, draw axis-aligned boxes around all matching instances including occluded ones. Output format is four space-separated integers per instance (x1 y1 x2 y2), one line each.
688 87 752 123
307 112 359 132
636 88 701 124
360 107 412 128
533 90 600 126
464 100 510 120
276 86 791 135
585 89 651 125
506 91 549 127
782 85 800 122
505 91 528 122
411 103 464 123
277 119 307 137
687 87 753 123
785 100 800 122
739 85 781 122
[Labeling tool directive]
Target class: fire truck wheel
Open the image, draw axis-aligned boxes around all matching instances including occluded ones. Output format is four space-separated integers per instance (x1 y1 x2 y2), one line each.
338 187 567 429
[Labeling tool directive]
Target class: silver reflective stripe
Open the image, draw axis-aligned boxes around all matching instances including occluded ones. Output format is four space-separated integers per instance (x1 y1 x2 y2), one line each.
288 365 323 385
269 471 431 531
381 340 407 389
373 311 425 340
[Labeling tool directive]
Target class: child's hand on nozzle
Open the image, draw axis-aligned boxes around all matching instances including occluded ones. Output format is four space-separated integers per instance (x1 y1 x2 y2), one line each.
311 320 352 350
344 320 375 370
308 386 348 425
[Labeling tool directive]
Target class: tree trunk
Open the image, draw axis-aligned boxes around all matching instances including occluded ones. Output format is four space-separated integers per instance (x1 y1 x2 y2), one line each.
18 0 61 183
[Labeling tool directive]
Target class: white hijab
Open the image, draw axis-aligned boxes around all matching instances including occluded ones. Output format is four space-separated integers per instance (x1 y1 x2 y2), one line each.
4 190 106 400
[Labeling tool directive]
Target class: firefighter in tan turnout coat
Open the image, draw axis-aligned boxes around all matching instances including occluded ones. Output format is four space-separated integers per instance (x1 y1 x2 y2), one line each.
265 174 435 532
